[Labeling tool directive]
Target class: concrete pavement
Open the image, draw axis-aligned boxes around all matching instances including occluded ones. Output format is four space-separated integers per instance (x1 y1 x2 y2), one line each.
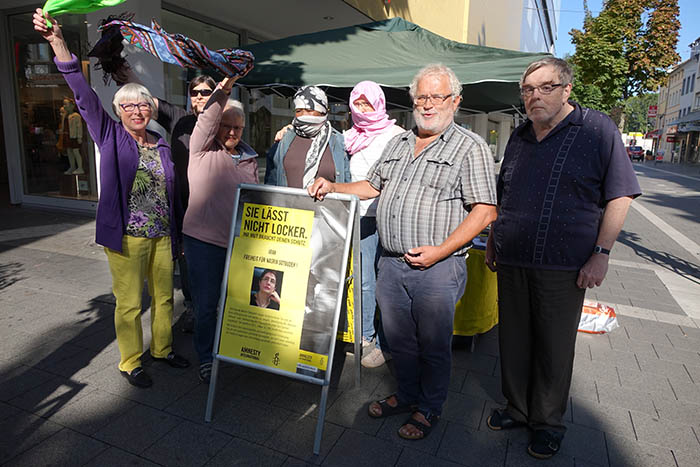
1 162 700 466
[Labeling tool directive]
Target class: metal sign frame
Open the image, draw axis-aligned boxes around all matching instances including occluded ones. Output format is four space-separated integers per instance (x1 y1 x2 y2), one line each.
204 184 362 454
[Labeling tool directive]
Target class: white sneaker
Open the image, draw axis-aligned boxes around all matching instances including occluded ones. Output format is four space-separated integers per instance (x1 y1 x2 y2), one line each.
361 347 391 368
72 168 84 175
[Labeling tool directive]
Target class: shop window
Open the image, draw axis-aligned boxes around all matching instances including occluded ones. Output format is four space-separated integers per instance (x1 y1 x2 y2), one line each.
160 9 240 108
10 12 97 201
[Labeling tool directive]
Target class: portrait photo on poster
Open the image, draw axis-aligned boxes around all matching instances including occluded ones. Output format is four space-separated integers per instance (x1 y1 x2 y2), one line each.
250 267 283 310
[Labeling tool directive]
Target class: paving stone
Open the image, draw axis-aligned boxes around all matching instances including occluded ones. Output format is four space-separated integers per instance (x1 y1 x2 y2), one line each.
93 403 181 455
0 364 55 402
630 410 700 452
438 422 508 466
616 367 675 399
570 397 635 439
569 372 599 403
626 326 680 346
0 401 21 421
673 447 700 467
652 398 700 428
667 334 700 352
607 333 657 358
141 420 231 466
636 354 694 382
558 423 607 466
460 371 506 404
88 363 199 411
47 389 137 436
164 384 216 424
3 427 107 467
225 368 293 403
589 347 639 371
572 356 622 386
83 446 161 466
680 326 700 340
605 433 677 467
324 387 386 435
212 396 292 443
668 379 700 405
441 391 486 429
451 350 498 376
596 381 656 416
652 343 700 367
395 447 465 467
685 363 700 384
449 367 467 392
322 429 402 466
0 411 63 463
262 413 344 464
206 437 287 466
8 377 93 418
270 380 341 417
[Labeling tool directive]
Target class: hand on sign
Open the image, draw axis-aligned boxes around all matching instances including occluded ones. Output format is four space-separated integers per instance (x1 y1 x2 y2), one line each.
307 177 333 200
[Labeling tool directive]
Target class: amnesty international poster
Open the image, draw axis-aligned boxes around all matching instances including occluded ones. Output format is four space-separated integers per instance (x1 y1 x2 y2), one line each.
217 186 354 381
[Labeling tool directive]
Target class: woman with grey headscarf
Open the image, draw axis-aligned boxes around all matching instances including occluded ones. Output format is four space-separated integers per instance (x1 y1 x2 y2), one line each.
265 86 350 187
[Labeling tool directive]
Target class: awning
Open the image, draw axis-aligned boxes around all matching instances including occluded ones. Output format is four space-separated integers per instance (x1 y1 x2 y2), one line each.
241 18 550 113
645 129 661 138
668 109 700 126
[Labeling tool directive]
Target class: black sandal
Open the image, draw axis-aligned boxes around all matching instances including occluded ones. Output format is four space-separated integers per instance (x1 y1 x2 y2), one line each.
368 394 416 418
398 411 440 440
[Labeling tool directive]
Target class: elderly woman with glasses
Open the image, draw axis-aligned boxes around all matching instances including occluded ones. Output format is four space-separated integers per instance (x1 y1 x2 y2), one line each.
183 76 259 383
34 9 189 389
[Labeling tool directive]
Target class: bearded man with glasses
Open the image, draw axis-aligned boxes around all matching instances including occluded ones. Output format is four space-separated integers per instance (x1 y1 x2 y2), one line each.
485 57 641 459
309 64 497 441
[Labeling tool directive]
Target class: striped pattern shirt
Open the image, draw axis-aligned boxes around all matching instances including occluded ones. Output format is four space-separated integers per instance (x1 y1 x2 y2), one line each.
367 122 497 256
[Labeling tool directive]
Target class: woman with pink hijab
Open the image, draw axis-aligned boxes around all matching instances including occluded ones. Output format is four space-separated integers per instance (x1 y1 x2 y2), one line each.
345 81 404 369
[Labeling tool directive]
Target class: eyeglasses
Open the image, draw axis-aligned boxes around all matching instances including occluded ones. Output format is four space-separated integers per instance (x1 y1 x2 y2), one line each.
520 83 563 97
220 124 244 132
190 89 213 97
119 102 151 113
413 94 453 106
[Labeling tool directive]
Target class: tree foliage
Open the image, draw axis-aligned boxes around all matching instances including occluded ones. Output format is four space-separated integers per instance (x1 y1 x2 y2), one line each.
623 93 659 132
570 0 680 110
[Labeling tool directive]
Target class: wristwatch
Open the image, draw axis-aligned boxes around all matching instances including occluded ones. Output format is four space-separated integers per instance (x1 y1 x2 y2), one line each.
593 245 610 255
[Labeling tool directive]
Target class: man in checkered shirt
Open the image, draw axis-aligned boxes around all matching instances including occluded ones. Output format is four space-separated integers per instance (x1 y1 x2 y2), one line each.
309 64 497 441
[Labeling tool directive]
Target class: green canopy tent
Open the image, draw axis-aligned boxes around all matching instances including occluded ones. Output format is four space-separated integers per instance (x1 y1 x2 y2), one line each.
239 17 550 113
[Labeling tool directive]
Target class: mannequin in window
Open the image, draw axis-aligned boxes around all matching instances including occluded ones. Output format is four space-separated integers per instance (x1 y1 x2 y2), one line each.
60 97 84 175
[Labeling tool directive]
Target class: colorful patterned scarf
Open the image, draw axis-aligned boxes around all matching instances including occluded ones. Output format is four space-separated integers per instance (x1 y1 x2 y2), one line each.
95 18 254 79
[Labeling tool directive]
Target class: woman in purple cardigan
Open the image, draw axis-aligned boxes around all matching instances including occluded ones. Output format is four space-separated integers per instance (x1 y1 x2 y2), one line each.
34 9 189 388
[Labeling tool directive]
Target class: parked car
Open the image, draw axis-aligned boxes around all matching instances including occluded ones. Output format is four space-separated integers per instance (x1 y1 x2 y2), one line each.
626 146 644 162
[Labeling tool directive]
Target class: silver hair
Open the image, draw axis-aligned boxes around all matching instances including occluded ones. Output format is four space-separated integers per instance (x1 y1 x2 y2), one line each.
112 83 157 120
224 99 245 120
409 64 462 99
520 57 573 87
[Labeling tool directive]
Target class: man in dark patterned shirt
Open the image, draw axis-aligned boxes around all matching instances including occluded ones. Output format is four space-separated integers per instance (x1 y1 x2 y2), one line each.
309 64 497 441
485 57 641 459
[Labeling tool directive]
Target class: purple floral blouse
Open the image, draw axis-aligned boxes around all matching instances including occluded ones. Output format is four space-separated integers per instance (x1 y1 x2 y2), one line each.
126 143 170 238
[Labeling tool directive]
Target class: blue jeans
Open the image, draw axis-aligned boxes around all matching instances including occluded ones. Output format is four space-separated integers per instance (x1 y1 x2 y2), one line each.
360 217 386 350
376 254 467 415
183 234 227 365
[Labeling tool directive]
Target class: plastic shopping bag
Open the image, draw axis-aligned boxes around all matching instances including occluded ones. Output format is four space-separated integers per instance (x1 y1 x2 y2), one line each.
578 300 619 334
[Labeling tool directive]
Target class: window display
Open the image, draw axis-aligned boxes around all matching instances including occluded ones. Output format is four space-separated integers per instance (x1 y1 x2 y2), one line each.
10 12 97 201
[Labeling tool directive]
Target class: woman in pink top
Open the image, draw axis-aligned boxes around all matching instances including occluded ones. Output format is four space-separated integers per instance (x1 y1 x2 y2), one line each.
182 77 258 383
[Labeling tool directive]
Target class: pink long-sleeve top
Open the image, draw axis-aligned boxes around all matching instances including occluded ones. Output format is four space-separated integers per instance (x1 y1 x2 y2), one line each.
183 89 258 248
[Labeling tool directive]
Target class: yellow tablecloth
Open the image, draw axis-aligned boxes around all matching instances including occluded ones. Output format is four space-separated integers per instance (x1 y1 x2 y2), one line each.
454 248 499 336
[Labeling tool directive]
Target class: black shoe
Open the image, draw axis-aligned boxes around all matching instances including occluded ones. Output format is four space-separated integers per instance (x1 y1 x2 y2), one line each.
527 430 562 459
120 367 152 388
153 352 190 369
181 308 194 333
487 409 525 431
